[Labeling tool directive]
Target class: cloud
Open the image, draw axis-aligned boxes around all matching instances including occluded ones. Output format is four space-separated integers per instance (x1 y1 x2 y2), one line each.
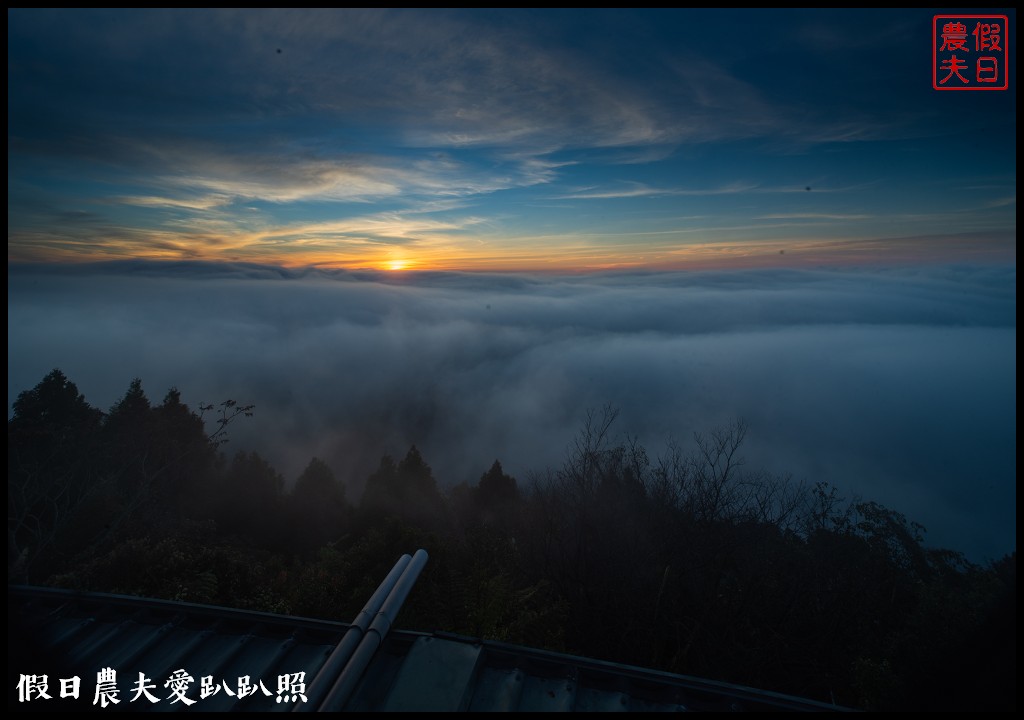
137 147 545 205
115 194 234 211
7 261 1016 561
756 213 871 221
10 9 923 174
554 182 759 200
553 181 878 201
984 196 1016 209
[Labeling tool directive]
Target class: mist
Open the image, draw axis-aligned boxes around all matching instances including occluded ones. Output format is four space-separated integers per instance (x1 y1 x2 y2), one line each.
7 261 1016 561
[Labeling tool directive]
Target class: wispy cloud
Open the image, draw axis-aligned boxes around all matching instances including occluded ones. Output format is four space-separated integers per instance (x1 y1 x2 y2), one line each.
114 194 233 211
554 182 759 200
756 213 871 221
984 196 1016 209
247 214 484 245
553 181 875 200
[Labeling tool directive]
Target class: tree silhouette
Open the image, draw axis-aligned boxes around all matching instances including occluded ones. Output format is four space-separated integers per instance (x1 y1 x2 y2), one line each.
362 446 445 527
290 457 349 552
8 369 103 580
479 459 518 505
212 451 285 544
9 370 254 580
475 459 519 527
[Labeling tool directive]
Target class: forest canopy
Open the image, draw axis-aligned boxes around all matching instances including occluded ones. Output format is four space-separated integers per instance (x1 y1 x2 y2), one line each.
7 369 1015 711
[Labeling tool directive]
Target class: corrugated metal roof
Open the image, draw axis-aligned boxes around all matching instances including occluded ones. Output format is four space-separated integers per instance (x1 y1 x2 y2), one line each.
9 585 851 712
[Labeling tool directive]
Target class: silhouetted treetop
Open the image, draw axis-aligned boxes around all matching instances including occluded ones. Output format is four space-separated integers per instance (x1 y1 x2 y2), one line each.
361 446 444 527
294 457 345 502
10 368 102 436
289 457 349 552
479 459 518 507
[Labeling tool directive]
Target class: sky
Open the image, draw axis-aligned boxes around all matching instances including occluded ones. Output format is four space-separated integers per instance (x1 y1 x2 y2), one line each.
7 9 1017 560
7 8 1016 270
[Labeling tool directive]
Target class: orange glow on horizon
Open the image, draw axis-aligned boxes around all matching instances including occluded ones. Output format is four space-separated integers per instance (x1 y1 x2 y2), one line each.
7 230 1016 274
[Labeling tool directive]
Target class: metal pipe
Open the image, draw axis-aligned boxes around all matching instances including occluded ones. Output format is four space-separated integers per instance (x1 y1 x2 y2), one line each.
318 548 429 712
297 553 412 712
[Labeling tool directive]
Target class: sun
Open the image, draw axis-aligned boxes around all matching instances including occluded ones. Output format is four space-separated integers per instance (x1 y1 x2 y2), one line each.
388 260 408 271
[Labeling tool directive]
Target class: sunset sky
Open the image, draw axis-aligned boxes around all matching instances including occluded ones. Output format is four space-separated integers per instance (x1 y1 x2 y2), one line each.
8 8 1016 271
7 9 1017 560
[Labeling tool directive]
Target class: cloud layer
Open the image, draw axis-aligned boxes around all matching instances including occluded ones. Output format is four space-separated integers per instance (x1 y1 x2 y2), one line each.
7 262 1016 561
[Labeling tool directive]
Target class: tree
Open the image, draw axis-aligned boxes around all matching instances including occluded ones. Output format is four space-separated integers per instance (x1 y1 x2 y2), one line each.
9 371 255 580
361 454 398 516
8 369 103 580
289 458 349 552
361 446 446 527
212 451 285 544
479 459 519 506
152 388 219 515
